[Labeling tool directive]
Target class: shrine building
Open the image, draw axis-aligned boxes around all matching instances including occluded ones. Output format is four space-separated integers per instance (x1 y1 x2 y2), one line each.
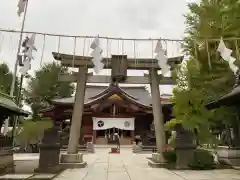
40 83 173 145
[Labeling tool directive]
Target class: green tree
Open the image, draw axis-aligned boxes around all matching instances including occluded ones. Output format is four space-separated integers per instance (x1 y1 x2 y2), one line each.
169 60 215 144
24 62 74 119
0 63 20 99
170 0 240 146
16 118 52 146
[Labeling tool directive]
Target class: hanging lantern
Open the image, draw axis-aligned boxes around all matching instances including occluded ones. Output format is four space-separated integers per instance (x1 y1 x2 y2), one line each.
111 55 128 83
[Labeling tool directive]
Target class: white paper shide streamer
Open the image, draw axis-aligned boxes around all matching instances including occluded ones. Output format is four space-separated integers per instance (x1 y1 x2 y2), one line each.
19 34 37 75
154 40 169 76
90 36 104 74
17 0 27 16
217 38 238 74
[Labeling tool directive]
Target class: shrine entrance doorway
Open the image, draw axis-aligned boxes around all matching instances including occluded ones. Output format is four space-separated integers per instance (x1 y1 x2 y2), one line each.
93 117 134 145
97 128 132 144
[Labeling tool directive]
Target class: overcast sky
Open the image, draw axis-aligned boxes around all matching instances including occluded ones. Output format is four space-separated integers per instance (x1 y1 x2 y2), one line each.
0 0 193 111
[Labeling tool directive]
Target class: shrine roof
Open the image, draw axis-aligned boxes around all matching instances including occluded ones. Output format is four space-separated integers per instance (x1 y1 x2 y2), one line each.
51 85 171 107
205 85 240 109
0 92 30 116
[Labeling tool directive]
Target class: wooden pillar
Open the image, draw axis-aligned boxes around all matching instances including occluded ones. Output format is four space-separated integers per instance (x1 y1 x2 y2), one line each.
67 67 87 154
149 69 166 156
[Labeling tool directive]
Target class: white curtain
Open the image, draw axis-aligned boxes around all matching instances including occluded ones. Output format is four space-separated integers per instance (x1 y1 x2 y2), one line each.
93 117 135 130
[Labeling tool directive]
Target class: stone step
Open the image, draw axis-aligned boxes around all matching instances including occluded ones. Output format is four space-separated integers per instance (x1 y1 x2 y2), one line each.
61 145 87 151
142 146 156 151
0 173 56 180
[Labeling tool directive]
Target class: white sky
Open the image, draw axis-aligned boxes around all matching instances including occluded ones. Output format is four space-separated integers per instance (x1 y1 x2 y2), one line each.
0 0 194 111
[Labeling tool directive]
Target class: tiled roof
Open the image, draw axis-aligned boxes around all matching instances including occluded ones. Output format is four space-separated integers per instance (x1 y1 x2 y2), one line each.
205 86 240 109
51 85 171 106
0 92 30 116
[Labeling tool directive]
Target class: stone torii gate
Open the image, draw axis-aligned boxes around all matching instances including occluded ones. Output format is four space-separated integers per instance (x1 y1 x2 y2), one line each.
53 52 183 167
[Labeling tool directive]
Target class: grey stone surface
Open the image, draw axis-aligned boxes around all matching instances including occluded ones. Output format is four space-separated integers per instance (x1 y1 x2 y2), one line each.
53 148 240 180
132 142 142 153
0 173 56 180
152 152 165 163
36 127 62 173
217 147 240 166
60 153 87 168
14 160 38 174
176 149 194 169
0 174 33 179
86 142 94 153
30 174 56 179
2 149 240 180
60 153 83 163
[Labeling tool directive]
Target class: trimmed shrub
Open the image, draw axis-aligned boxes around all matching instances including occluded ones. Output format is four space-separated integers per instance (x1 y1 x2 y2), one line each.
163 150 177 163
188 149 216 170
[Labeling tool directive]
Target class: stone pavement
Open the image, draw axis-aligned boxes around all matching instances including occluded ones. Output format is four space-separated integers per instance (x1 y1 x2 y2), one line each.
54 148 240 180
1 149 240 179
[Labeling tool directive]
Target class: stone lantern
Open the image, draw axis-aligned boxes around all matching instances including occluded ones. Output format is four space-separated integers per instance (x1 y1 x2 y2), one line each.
174 123 196 169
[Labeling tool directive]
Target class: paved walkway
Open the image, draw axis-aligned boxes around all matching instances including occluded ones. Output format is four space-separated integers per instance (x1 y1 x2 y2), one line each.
54 148 240 180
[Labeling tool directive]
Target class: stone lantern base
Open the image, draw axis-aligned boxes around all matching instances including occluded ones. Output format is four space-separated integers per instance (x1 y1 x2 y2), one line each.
60 153 87 168
148 153 166 168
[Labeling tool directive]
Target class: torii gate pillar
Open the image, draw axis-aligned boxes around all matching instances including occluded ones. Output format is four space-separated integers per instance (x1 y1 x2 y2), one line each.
60 66 87 168
149 69 166 164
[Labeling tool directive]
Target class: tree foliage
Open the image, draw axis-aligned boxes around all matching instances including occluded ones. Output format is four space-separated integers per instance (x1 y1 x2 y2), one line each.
171 60 215 143
16 118 52 145
24 62 74 118
169 0 240 145
0 63 20 99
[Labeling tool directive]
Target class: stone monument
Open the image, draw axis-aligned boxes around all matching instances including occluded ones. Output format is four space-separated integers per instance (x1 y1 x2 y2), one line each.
0 135 14 174
35 127 63 173
174 123 196 169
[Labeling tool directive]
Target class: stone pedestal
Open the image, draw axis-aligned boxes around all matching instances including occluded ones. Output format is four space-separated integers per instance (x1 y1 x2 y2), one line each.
86 142 94 153
176 149 194 169
35 127 63 173
0 150 14 174
0 135 14 174
35 144 62 173
132 142 142 153
174 123 196 169
60 154 86 168
152 153 165 163
148 153 166 168
217 146 240 166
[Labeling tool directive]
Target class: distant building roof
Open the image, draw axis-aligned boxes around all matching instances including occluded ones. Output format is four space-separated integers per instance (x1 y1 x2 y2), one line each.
0 92 30 117
51 84 172 107
206 86 240 109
